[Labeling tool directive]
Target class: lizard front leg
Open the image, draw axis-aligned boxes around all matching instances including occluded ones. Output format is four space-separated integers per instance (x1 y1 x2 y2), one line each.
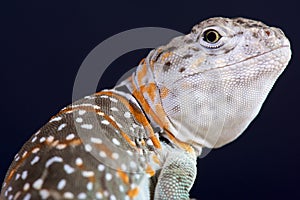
154 150 197 200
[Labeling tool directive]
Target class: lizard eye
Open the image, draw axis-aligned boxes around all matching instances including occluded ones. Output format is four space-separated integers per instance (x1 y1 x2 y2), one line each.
203 29 221 43
199 28 224 49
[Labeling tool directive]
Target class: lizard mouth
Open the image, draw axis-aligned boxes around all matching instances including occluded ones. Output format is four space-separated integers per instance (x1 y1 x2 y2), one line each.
215 45 291 70
176 45 291 83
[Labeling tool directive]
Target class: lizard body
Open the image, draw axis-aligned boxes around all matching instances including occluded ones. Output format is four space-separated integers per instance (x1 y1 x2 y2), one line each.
1 17 291 200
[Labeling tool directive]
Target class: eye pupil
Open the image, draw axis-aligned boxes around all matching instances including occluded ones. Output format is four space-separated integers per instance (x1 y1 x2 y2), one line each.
204 30 221 43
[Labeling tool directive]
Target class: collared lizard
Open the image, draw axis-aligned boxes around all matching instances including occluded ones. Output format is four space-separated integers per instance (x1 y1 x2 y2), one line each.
1 17 291 200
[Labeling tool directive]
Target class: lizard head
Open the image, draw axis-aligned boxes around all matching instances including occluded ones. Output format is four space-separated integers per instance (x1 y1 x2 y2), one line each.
145 17 291 152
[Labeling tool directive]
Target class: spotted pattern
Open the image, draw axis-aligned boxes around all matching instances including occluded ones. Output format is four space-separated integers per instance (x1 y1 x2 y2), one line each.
1 90 163 200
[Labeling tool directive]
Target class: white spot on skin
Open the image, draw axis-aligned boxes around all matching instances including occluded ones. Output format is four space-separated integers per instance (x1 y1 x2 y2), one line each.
39 189 50 199
75 157 83 166
66 133 75 140
97 111 104 116
103 190 109 197
86 182 93 191
23 193 31 200
30 156 40 165
96 192 103 199
49 116 62 122
35 130 41 136
58 123 67 131
105 173 112 181
111 152 119 159
132 123 139 128
134 174 141 179
116 122 123 128
84 96 95 99
82 171 95 177
97 164 105 171
64 164 75 174
130 161 137 169
124 195 130 200
63 192 74 199
124 112 131 118
15 156 20 161
119 185 124 192
31 136 37 143
101 120 110 125
100 95 108 98
109 115 116 121
78 110 86 115
121 163 127 171
57 179 66 190
110 195 116 200
32 147 40 153
81 124 93 129
126 150 133 156
78 193 87 199
112 138 120 146
109 97 118 103
110 107 119 111
76 117 83 123
56 144 67 150
33 179 44 190
146 139 154 146
91 137 102 144
46 136 54 143
22 151 28 158
99 151 107 158
84 144 92 152
45 156 63 168
15 173 20 180
21 171 28 180
23 183 30 191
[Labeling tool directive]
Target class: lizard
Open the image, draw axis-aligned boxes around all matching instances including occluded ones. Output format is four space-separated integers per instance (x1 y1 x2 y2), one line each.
1 17 291 200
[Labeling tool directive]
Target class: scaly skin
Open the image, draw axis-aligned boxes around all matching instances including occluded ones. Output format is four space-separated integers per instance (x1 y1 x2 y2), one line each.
1 17 291 200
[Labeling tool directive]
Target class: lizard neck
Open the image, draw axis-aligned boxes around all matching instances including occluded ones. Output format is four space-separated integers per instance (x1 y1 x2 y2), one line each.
115 52 201 156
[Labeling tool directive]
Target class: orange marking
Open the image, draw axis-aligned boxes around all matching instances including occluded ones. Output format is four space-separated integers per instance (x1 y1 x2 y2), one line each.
96 91 160 149
164 129 195 154
68 138 82 146
152 155 160 164
145 164 155 177
140 139 146 146
127 187 140 199
155 104 169 126
139 58 146 65
160 86 169 99
161 52 172 61
117 168 129 184
50 140 59 147
103 114 136 147
6 169 15 183
149 135 161 149
140 83 157 103
126 81 194 154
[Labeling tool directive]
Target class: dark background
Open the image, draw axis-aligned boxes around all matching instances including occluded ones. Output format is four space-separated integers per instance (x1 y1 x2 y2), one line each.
1 0 299 199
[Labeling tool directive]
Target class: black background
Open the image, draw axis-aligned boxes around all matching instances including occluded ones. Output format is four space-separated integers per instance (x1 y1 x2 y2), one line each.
1 1 299 199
